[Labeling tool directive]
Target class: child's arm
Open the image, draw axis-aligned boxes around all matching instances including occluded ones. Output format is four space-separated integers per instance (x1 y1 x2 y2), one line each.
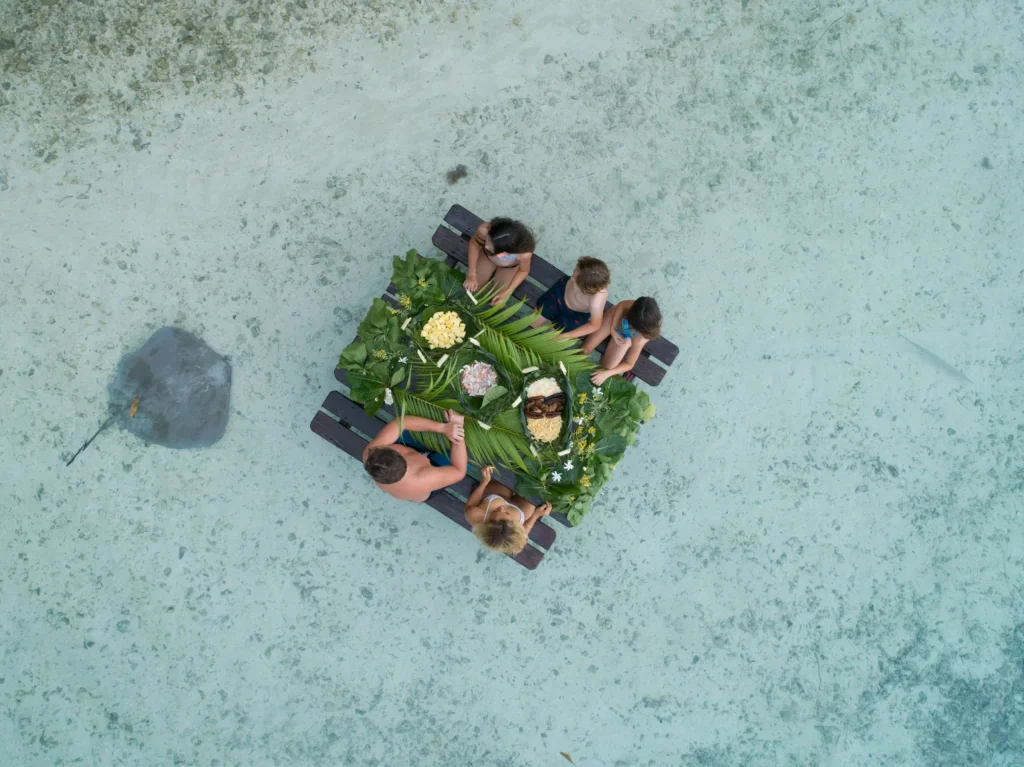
522 502 552 536
583 301 626 353
592 337 650 385
464 223 488 291
491 253 533 306
561 293 606 340
464 466 494 522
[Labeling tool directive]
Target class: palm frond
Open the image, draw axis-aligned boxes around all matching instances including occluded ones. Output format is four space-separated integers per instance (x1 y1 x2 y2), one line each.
464 413 531 471
393 389 530 471
460 294 595 376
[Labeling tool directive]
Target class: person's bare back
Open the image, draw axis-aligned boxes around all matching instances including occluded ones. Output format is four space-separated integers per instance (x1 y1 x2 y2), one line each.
564 275 607 316
362 411 468 502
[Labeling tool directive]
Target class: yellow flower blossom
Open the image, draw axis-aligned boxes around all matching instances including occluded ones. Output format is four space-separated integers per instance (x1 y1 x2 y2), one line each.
587 426 596 435
373 349 388 360
577 393 588 405
579 475 591 488
397 294 412 308
576 439 588 453
389 308 398 315
417 277 429 288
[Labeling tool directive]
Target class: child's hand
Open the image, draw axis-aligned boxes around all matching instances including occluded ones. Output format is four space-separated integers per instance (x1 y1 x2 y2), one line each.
590 370 612 386
611 331 629 346
480 465 494 484
489 291 509 307
463 273 479 292
537 502 552 517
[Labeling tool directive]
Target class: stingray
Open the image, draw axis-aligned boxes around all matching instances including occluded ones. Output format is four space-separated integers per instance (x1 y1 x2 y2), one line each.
66 327 232 465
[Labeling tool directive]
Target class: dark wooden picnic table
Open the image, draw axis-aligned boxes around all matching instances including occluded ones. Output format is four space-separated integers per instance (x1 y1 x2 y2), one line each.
311 205 681 569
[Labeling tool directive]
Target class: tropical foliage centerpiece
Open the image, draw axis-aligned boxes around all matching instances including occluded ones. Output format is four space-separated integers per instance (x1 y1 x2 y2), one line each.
337 250 655 525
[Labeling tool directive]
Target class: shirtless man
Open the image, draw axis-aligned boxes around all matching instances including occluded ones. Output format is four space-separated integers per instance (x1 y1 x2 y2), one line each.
361 410 468 502
532 256 611 339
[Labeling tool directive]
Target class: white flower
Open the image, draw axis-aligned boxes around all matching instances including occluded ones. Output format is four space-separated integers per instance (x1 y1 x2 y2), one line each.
568 440 574 449
551 471 562 482
398 357 408 364
593 388 603 399
563 459 574 471
384 388 394 405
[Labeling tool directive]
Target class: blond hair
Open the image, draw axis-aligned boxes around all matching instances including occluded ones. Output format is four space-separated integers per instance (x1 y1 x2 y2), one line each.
473 520 528 555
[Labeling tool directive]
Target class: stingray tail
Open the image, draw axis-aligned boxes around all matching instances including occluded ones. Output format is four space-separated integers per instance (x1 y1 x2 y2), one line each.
65 416 117 467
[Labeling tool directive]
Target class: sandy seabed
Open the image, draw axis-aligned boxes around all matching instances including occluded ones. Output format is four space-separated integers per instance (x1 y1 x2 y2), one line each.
1 1 1022 765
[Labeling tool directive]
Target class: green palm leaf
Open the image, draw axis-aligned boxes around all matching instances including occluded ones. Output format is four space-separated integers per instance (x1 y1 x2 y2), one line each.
392 389 531 471
461 294 595 377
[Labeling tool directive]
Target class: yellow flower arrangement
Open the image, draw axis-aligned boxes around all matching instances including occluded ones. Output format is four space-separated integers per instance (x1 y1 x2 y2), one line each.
420 310 466 350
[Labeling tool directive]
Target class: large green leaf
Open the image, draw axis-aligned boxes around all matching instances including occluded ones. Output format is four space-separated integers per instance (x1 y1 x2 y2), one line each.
480 385 507 409
513 474 544 500
593 434 627 462
338 340 367 369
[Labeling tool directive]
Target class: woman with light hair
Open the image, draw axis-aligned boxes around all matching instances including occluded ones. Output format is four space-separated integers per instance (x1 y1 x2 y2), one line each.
464 466 551 555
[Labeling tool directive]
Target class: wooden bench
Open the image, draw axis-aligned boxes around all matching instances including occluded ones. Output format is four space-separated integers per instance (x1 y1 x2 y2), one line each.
431 204 680 386
311 390 556 570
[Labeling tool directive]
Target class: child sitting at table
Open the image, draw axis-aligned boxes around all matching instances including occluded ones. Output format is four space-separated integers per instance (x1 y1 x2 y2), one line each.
463 217 536 306
583 296 662 386
532 256 611 340
464 466 551 555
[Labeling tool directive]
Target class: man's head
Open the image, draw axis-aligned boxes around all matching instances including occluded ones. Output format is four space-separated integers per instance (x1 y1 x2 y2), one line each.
487 217 536 255
364 447 407 484
627 297 662 339
473 519 529 555
573 256 611 295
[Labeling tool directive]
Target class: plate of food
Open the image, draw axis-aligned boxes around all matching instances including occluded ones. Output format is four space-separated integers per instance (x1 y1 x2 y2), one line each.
411 305 475 361
519 368 573 450
454 350 512 416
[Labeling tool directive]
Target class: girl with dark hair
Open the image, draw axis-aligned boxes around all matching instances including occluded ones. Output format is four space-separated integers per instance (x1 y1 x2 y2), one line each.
583 297 662 386
463 217 536 306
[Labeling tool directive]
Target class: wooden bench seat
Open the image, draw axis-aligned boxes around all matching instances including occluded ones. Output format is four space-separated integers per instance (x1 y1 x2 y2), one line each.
432 204 680 386
310 390 556 570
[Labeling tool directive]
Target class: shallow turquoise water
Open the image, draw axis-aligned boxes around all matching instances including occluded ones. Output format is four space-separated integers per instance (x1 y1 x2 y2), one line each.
1 1 1022 765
